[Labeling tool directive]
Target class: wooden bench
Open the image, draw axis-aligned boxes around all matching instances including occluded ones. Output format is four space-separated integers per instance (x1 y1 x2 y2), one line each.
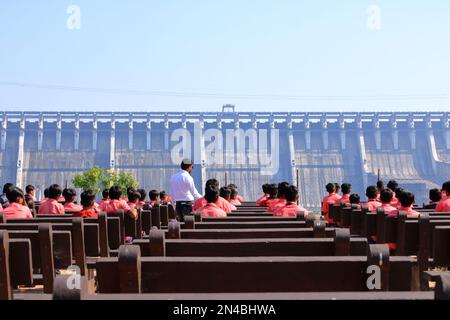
134 228 367 257
94 244 415 293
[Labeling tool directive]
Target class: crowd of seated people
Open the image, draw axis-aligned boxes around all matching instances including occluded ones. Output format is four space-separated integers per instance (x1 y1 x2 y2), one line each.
2 177 450 221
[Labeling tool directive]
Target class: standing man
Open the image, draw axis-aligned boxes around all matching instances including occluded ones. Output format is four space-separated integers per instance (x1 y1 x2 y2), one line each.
170 158 202 221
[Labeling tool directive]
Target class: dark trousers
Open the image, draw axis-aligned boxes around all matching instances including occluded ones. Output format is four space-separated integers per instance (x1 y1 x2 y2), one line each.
175 201 193 222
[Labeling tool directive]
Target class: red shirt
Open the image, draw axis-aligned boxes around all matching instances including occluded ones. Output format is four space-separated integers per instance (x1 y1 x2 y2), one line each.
268 199 287 213
364 200 382 212
63 202 83 212
335 194 350 205
193 197 236 213
435 197 450 213
256 194 268 206
273 203 309 217
3 202 33 220
97 199 110 207
196 203 227 218
230 199 242 206
38 199 65 215
321 193 340 214
236 195 244 203
381 203 398 215
398 206 419 217
72 207 99 218
99 199 131 214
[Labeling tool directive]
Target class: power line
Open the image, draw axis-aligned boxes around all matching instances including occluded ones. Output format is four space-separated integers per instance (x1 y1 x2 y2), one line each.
1 80 450 101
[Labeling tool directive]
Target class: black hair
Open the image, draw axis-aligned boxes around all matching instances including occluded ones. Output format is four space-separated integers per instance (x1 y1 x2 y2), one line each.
349 193 360 204
399 191 415 208
137 189 147 201
206 179 219 188
24 194 34 209
127 187 136 197
377 180 384 190
80 190 96 208
268 184 278 198
442 181 450 194
394 187 405 198
149 190 159 201
380 189 393 204
326 183 335 194
229 186 238 200
366 186 378 200
341 183 351 195
102 189 109 199
262 183 270 194
25 185 35 194
44 187 49 198
205 186 219 203
334 183 340 192
387 180 399 191
6 187 25 203
277 182 290 198
429 188 442 203
128 191 141 203
181 162 192 171
109 186 122 200
160 190 168 199
48 184 62 200
62 188 77 202
3 183 14 195
219 187 231 199
285 185 298 203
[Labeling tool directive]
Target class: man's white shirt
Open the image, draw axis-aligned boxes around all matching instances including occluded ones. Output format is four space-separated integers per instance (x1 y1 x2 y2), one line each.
170 170 202 202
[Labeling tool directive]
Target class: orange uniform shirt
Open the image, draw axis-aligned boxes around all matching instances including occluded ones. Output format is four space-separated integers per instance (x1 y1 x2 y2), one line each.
435 197 450 212
196 203 227 218
273 203 309 217
193 197 235 213
256 194 268 206
365 200 382 212
38 199 65 215
99 199 131 214
3 202 33 220
230 199 242 206
335 194 350 205
72 207 99 218
63 202 83 212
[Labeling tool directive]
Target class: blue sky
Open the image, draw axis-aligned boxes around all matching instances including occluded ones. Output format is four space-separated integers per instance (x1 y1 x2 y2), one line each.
0 0 449 112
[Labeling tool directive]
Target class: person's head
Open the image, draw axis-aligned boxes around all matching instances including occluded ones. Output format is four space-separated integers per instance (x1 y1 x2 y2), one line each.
334 183 340 193
204 186 219 203
229 186 238 200
127 187 136 198
366 186 378 200
159 191 168 201
149 190 159 201
219 187 231 200
181 158 193 173
62 188 77 203
380 189 394 204
377 180 385 191
137 189 146 202
48 184 62 200
387 180 398 192
394 187 405 199
102 189 109 200
326 183 335 194
399 191 415 208
262 183 270 194
109 186 122 200
341 183 352 195
228 183 238 190
24 194 34 209
349 193 360 204
277 182 290 199
128 191 141 204
6 187 25 204
441 181 450 195
80 190 96 208
268 183 278 198
25 185 35 196
429 188 442 203
44 187 49 198
2 183 14 195
206 179 219 189
285 185 299 203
